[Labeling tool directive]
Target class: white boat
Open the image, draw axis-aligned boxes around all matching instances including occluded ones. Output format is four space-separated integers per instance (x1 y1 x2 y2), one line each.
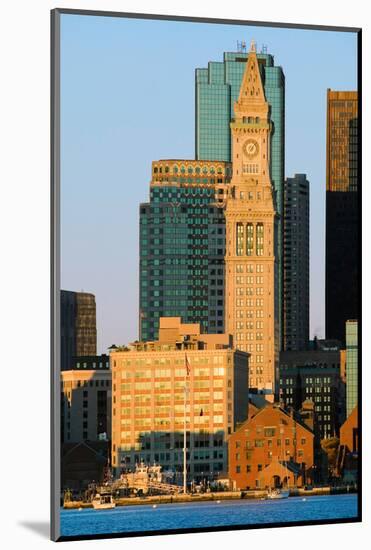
266 488 289 500
92 491 116 510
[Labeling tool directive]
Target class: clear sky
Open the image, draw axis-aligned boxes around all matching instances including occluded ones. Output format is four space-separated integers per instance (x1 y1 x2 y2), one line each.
60 13 358 353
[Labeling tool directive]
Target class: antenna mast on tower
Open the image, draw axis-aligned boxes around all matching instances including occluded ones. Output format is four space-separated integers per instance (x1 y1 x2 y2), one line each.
237 40 247 53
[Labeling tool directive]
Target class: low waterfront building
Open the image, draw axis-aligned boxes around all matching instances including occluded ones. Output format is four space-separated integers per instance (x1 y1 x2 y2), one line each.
337 406 358 484
111 317 249 482
61 356 111 443
345 320 358 417
61 441 109 492
279 349 345 439
228 403 314 490
340 405 358 453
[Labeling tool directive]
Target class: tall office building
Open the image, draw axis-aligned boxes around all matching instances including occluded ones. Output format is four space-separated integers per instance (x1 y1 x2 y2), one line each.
283 174 310 351
61 290 97 371
139 160 231 341
224 41 278 393
325 90 358 345
196 45 285 347
345 320 358 417
279 348 343 440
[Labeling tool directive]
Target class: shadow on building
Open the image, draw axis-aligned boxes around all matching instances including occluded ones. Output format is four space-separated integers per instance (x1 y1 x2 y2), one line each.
61 366 111 494
116 430 227 487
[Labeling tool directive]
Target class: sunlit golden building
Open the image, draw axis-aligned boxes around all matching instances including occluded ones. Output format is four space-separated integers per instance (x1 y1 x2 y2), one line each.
111 317 249 482
225 41 278 394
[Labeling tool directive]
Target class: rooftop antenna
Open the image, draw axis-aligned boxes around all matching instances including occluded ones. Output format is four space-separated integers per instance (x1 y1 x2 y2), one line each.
237 40 247 53
261 44 268 54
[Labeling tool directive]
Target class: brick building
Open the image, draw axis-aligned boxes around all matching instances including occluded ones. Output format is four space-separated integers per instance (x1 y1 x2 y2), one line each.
336 406 358 484
228 403 314 490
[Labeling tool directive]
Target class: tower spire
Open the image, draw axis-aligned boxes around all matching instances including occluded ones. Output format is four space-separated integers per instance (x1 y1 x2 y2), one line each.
235 41 267 118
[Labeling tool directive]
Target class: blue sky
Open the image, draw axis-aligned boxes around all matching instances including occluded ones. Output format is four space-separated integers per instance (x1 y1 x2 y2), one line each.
60 14 358 353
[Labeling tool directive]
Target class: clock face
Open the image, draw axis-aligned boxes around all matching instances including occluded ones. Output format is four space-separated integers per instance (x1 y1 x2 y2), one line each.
243 139 259 159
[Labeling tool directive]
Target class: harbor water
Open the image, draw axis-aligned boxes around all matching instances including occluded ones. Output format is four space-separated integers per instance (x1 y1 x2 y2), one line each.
60 493 358 537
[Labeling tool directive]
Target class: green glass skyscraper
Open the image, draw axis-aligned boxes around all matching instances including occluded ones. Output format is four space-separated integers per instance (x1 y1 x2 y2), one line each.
139 160 231 342
195 48 285 346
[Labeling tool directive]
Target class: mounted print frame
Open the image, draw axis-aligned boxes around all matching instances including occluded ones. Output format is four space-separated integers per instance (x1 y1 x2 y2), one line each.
51 8 362 542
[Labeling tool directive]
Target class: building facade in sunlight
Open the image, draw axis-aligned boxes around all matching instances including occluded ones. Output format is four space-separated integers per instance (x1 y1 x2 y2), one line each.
111 317 249 482
224 41 278 394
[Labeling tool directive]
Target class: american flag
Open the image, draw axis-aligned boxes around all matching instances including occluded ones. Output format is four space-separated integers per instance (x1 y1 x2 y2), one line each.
185 353 191 376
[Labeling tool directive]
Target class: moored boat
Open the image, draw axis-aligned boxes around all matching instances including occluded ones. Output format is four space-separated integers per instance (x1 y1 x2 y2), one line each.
92 490 116 510
266 488 289 499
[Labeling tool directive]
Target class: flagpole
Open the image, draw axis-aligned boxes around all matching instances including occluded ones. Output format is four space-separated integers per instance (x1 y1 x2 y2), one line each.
183 351 187 494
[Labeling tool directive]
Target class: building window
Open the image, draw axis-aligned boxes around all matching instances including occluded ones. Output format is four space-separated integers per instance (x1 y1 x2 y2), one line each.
257 464 263 472
256 223 264 256
236 223 244 256
246 223 254 256
236 465 241 473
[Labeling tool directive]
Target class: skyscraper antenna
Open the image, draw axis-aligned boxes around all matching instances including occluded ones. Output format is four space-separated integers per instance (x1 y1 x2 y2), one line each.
237 40 247 53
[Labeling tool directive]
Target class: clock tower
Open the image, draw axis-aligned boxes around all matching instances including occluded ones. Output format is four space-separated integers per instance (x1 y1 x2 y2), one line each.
225 41 278 394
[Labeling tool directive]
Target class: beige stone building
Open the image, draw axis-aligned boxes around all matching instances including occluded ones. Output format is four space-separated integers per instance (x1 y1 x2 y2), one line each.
225 41 278 394
111 317 249 482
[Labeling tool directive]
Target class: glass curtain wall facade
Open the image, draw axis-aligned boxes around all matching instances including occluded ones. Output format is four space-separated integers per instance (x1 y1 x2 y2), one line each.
195 50 285 347
139 160 231 342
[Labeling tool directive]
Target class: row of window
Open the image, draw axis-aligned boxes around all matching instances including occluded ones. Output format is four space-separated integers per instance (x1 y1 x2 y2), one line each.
236 264 264 274
153 165 228 175
236 223 264 256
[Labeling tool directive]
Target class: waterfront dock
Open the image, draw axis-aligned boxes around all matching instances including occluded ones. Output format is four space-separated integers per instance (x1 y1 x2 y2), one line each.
63 485 357 509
